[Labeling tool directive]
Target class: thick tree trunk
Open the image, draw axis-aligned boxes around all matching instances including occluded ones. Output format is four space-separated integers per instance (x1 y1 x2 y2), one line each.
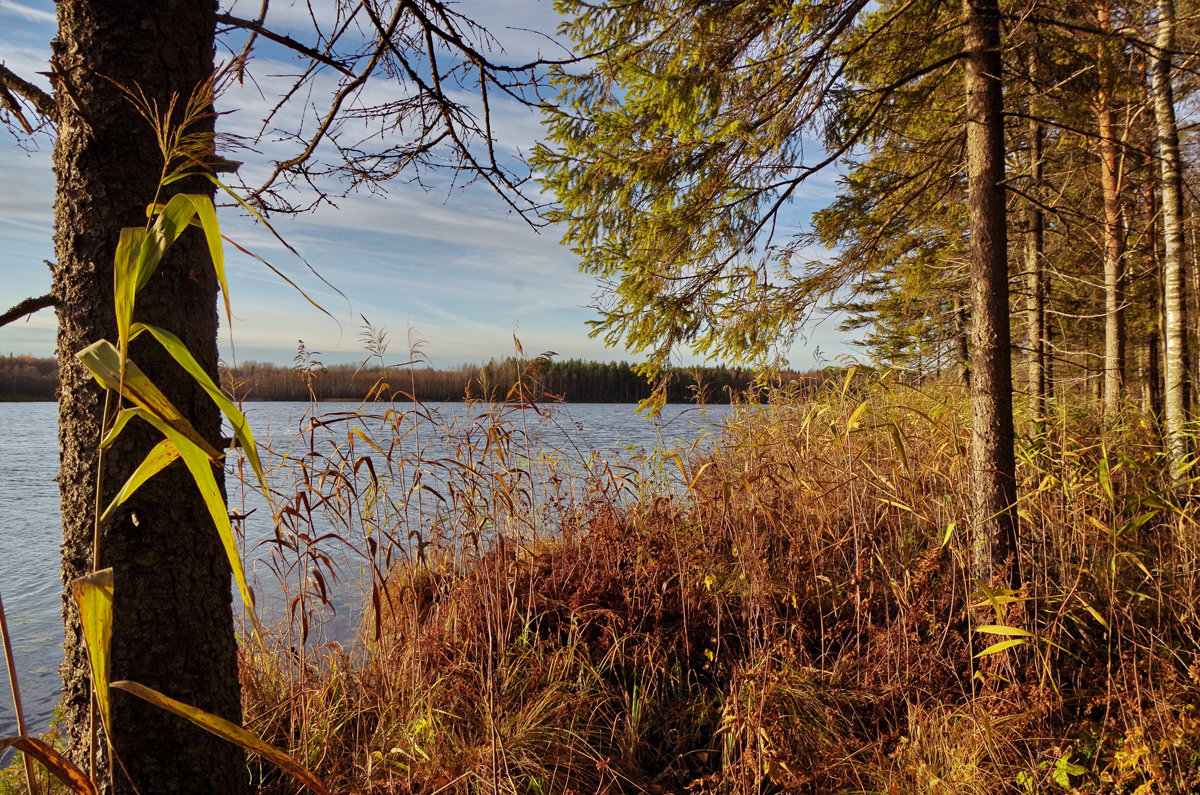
963 0 1019 586
1151 0 1189 478
51 2 247 792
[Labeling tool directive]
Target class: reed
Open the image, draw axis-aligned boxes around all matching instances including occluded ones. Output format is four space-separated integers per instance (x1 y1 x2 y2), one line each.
237 367 1200 793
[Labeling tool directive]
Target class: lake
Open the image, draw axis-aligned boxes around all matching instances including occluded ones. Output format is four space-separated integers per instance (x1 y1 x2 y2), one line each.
0 400 738 740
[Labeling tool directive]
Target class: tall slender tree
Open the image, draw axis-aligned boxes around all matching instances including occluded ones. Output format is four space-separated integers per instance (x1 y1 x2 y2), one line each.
1151 0 1190 477
540 0 1021 583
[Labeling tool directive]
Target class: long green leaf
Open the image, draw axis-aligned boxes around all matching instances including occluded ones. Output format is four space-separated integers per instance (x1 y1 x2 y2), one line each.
71 569 114 738
131 323 267 493
77 340 222 461
136 193 199 291
0 736 97 795
147 195 231 329
99 408 139 449
99 438 181 523
187 171 340 322
974 638 1026 658
126 408 260 634
114 227 147 357
181 195 232 330
110 681 329 795
975 624 1034 637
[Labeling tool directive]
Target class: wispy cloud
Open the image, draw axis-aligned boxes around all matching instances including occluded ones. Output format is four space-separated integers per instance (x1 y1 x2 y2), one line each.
0 0 53 24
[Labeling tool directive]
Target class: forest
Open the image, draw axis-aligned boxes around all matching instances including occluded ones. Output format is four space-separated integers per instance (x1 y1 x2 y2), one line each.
1 0 1200 794
0 353 816 403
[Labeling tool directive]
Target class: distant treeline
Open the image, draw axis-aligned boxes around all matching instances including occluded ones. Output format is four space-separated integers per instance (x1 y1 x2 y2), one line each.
0 355 57 401
1 353 820 403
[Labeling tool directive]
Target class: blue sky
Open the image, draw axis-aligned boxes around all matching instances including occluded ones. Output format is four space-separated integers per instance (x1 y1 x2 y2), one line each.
0 0 854 369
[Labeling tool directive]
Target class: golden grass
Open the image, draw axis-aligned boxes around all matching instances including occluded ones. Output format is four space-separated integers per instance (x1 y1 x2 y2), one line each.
236 373 1200 794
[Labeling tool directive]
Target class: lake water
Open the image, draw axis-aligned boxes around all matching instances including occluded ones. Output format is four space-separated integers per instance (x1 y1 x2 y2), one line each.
0 400 737 740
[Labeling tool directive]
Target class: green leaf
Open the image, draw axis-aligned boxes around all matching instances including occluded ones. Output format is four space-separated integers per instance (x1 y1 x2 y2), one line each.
137 194 200 291
99 408 139 449
131 323 268 493
99 438 181 523
126 407 260 635
111 680 330 795
76 340 223 461
974 638 1025 657
179 195 232 329
114 227 147 357
975 624 1034 637
0 736 97 795
1098 452 1114 505
71 568 114 738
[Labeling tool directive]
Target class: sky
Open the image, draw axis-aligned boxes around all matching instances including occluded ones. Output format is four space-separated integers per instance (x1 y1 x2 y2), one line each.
0 0 856 370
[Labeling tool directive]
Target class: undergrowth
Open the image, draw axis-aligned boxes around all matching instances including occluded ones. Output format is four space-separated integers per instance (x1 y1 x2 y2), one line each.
238 371 1200 794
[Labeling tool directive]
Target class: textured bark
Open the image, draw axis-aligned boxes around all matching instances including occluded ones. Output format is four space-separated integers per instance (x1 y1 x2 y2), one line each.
1025 52 1047 429
963 0 1019 586
1149 332 1163 418
1151 0 1189 477
51 2 247 792
1095 31 1126 418
954 296 971 387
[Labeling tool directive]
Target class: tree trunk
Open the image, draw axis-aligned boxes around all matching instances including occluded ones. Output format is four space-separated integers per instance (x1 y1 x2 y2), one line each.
963 0 1019 586
1095 19 1126 419
1151 0 1189 478
51 2 247 792
1025 52 1047 429
954 296 971 387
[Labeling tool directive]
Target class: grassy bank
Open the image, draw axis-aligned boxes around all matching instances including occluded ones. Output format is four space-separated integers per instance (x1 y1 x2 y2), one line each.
237 374 1199 793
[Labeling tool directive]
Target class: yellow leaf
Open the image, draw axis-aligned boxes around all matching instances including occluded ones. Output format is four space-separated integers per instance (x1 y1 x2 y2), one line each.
71 569 114 738
76 341 222 461
126 407 260 635
974 638 1026 658
131 323 267 493
99 438 180 523
0 736 96 794
975 624 1034 637
111 680 330 795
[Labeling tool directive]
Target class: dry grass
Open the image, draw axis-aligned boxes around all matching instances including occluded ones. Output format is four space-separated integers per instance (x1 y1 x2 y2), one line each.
236 371 1200 794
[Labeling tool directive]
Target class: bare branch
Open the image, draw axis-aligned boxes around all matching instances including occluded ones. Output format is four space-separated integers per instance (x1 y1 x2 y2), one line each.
0 294 56 329
216 12 356 77
0 63 56 126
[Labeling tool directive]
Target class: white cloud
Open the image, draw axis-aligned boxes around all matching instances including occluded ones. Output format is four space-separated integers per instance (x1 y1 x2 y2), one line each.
0 0 54 25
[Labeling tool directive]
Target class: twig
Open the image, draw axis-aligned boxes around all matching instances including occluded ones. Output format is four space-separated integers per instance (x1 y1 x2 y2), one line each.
1 591 41 795
0 294 55 328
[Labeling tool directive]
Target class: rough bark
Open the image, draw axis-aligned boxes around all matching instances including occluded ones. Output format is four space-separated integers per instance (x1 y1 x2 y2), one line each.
1151 0 1189 478
963 0 1019 586
954 296 971 387
52 1 247 792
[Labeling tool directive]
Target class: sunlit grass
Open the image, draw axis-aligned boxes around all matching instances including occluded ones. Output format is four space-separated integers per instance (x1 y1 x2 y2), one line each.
237 371 1200 794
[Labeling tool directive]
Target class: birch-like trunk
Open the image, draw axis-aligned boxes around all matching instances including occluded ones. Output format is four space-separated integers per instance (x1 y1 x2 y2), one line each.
1151 0 1189 477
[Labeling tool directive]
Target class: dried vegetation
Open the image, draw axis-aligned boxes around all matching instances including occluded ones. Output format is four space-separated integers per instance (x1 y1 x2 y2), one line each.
239 370 1200 794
